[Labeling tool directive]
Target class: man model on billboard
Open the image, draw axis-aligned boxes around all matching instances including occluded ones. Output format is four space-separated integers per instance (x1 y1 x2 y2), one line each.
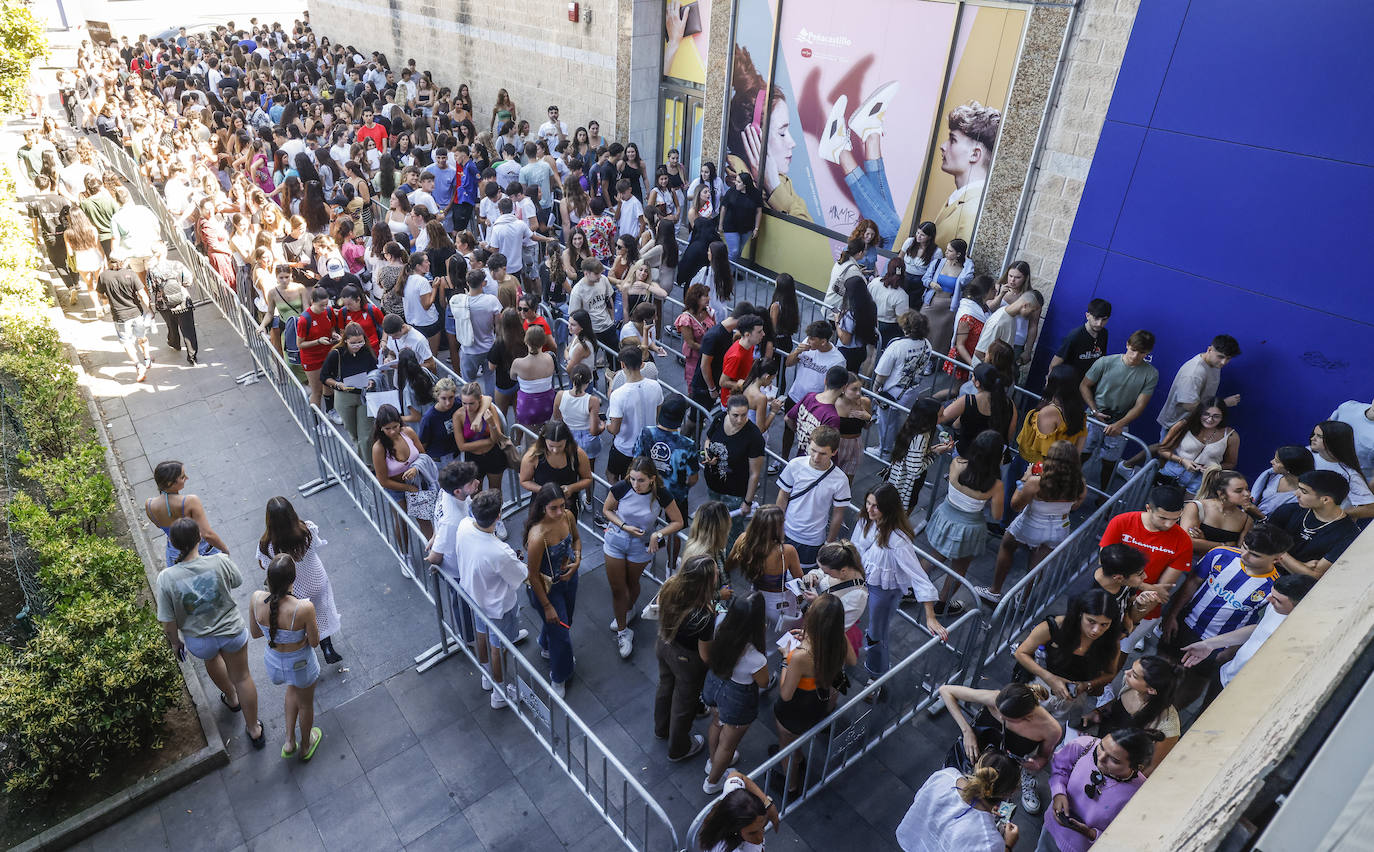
933 101 1001 248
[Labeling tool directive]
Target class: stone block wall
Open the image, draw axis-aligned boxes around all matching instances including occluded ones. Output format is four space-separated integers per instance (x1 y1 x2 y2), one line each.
309 0 624 138
1008 0 1139 300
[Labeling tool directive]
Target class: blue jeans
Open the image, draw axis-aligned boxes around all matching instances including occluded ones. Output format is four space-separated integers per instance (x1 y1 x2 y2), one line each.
445 578 476 645
878 386 921 457
723 231 750 262
1159 459 1203 494
528 572 578 685
863 584 903 679
844 158 900 246
460 348 493 395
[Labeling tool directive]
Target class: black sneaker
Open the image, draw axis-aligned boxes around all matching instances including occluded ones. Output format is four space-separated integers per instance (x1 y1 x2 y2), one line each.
932 600 965 617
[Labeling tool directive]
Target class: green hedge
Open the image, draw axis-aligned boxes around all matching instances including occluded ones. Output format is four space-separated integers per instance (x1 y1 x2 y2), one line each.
0 166 180 795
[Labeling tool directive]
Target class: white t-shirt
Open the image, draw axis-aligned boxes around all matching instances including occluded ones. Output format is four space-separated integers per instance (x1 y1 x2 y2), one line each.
778 458 851 546
975 306 1016 362
487 214 531 273
802 568 868 629
1330 400 1374 480
454 517 526 617
537 119 567 148
607 378 664 456
429 491 471 579
787 345 846 403
1219 604 1285 687
465 290 504 353
383 327 433 365
875 338 932 396
407 188 438 215
617 195 645 238
403 274 439 326
895 768 1003 852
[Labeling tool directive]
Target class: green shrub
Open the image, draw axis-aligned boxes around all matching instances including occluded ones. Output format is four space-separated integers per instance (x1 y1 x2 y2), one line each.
0 162 180 796
19 441 114 536
0 593 180 793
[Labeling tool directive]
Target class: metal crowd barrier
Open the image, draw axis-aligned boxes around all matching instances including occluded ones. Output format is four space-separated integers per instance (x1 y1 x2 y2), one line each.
684 608 986 848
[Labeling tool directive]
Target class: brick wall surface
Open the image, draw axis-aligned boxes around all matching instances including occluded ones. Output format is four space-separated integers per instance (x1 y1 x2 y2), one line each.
309 0 624 139
1010 0 1139 302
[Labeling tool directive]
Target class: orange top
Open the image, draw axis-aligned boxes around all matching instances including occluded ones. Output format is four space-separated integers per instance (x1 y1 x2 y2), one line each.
786 649 817 691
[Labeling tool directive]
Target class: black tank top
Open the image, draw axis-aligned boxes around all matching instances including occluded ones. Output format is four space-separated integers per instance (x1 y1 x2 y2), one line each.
534 451 578 492
1042 617 1104 683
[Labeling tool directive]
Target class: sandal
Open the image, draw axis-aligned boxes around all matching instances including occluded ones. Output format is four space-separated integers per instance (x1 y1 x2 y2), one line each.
300 727 323 761
248 721 266 750
219 692 241 712
281 742 298 759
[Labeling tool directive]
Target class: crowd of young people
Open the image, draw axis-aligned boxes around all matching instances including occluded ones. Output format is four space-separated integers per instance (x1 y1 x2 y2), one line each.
36 15 1371 851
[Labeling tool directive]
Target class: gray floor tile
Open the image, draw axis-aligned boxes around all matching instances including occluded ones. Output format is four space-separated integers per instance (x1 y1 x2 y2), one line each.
156 771 245 851
307 774 403 851
221 748 309 839
422 716 515 809
88 806 168 852
461 778 556 851
245 807 326 852
291 712 366 806
333 685 420 771
403 810 484 852
367 744 460 844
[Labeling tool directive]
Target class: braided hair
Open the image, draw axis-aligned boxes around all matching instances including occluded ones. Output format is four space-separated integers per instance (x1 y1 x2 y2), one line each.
264 554 297 649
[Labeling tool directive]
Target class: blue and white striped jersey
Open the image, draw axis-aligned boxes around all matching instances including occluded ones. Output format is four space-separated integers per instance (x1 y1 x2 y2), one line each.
1183 546 1278 639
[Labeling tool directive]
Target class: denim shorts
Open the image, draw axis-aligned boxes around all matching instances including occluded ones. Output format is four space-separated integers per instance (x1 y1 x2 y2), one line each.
264 643 321 687
182 627 249 661
702 671 760 726
603 525 651 563
475 604 521 644
786 537 822 570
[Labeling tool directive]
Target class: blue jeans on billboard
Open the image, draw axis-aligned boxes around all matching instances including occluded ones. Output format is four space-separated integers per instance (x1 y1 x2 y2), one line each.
528 571 578 685
723 231 749 262
844 158 902 247
460 348 493 395
863 583 904 679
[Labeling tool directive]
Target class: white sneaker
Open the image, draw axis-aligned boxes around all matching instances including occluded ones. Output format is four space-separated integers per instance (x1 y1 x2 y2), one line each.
669 733 706 762
550 680 566 699
540 647 550 659
703 775 726 795
327 409 344 425
616 628 634 659
848 81 900 141
974 585 1002 604
495 520 509 540
609 612 637 632
490 686 509 709
706 751 739 774
817 95 852 165
514 628 529 644
480 673 493 691
1020 773 1043 814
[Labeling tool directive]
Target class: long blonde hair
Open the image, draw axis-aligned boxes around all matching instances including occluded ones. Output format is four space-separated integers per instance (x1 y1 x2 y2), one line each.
680 501 730 565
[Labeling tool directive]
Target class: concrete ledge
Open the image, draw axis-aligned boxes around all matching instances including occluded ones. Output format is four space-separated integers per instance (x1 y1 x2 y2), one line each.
1098 525 1374 850
7 273 230 852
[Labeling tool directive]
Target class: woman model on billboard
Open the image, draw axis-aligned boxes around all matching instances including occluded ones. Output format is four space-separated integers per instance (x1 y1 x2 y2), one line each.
726 47 809 220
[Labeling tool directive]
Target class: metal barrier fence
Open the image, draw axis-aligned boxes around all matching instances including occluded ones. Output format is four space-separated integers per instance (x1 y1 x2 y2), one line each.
684 608 986 849
87 129 1159 850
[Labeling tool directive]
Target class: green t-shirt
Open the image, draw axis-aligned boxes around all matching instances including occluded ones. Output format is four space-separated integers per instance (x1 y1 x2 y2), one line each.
155 553 245 638
79 192 118 239
1086 354 1159 419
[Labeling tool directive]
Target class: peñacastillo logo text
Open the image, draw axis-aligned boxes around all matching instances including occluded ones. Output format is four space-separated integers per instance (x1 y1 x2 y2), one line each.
794 27 852 48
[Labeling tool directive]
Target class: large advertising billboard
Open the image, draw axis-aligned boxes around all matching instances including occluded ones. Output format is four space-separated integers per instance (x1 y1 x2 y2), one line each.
725 0 1025 268
664 0 712 85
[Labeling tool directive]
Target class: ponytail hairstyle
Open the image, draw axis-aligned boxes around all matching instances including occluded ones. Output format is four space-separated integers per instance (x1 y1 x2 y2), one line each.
264 554 298 649
1109 727 1167 770
1195 466 1246 503
816 540 865 578
168 517 203 564
657 555 718 642
959 751 1021 805
153 459 185 492
972 363 1011 438
569 362 593 392
995 681 1050 719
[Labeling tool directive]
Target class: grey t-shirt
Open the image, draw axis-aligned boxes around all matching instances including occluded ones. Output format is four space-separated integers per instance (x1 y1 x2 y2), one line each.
1086 354 1158 420
1156 353 1219 428
155 553 245 638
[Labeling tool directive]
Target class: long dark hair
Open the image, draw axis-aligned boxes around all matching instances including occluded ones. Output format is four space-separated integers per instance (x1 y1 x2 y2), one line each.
264 554 298 648
301 179 330 233
570 308 597 350
698 787 767 852
1315 420 1363 474
772 272 799 337
861 483 915 549
1125 655 1179 731
1037 441 1084 503
369 403 404 457
709 591 766 680
802 594 849 690
958 430 1005 492
972 363 1012 439
1040 364 1088 437
524 482 569 541
894 397 942 461
840 276 878 346
1056 589 1123 676
258 495 313 560
707 241 733 301
904 220 937 264
396 348 435 410
168 517 202 564
655 218 678 268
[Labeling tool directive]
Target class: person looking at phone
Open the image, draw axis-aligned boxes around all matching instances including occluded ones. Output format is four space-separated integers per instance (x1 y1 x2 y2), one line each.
895 750 1021 851
1042 728 1165 851
938 681 1062 818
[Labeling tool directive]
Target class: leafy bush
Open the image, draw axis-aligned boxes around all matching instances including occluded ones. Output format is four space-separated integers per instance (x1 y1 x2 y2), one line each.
0 161 180 796
0 1 48 114
0 593 180 793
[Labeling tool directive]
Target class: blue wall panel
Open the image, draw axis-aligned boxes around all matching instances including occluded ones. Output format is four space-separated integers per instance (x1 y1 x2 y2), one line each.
1151 0 1374 166
1048 0 1374 473
1110 130 1374 323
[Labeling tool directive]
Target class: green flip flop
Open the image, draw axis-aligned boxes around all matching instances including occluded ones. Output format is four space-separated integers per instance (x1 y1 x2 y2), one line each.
281 742 298 759
300 727 324 762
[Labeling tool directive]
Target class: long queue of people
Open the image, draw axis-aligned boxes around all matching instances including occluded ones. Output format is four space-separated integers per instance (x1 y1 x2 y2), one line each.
28 16 1374 852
